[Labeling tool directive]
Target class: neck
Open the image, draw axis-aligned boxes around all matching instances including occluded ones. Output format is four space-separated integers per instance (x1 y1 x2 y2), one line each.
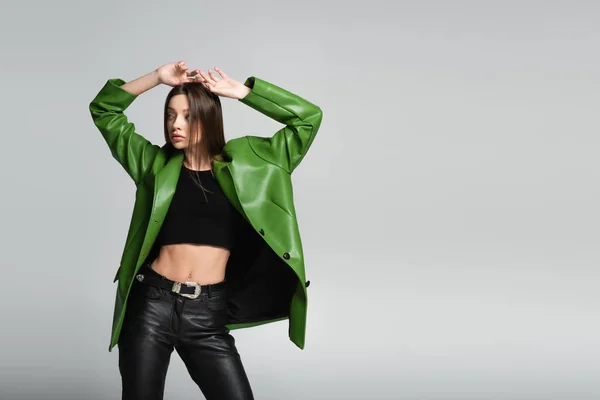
183 149 212 171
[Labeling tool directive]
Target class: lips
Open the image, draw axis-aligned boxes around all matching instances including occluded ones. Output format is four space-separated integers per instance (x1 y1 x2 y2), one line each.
171 134 185 140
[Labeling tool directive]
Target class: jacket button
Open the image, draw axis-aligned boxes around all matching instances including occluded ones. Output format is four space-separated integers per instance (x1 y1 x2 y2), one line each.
259 229 264 236
283 252 290 260
305 280 310 287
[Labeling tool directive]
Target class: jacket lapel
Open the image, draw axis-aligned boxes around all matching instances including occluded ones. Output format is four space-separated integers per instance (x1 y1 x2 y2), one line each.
153 151 184 223
213 159 246 219
135 151 184 269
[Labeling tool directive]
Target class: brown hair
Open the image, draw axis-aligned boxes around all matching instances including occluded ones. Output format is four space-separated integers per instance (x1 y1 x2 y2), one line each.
163 82 226 199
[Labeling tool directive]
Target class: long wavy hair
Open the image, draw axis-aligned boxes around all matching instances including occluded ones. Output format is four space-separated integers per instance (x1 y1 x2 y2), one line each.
163 82 226 199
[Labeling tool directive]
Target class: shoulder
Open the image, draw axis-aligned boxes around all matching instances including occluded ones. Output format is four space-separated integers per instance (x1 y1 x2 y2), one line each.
224 136 252 154
224 136 276 166
224 136 291 174
225 135 273 153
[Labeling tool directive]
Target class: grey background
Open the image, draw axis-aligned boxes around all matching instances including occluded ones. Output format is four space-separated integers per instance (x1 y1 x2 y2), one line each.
1 0 598 399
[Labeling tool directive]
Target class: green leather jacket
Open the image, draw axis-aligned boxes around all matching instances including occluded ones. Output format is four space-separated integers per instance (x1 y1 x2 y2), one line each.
89 76 323 352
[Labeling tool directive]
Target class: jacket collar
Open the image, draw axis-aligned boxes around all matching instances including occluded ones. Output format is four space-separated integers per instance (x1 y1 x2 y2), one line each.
152 150 242 220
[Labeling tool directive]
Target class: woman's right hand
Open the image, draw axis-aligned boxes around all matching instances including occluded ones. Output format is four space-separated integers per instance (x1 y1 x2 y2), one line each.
156 61 199 87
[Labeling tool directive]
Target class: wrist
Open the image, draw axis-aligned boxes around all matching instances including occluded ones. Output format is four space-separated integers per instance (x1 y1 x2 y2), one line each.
235 85 251 100
152 69 162 85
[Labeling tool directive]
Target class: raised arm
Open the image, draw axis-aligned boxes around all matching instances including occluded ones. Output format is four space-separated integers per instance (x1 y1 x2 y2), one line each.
89 61 198 184
239 77 323 173
196 68 323 174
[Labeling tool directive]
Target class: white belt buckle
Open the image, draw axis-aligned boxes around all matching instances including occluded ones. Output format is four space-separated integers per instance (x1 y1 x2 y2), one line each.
172 281 201 299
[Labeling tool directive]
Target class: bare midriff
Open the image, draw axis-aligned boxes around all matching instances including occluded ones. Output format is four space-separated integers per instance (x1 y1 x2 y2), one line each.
150 243 230 285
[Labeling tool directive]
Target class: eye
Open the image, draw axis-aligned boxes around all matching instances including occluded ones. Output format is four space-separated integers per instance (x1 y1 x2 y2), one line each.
166 113 174 119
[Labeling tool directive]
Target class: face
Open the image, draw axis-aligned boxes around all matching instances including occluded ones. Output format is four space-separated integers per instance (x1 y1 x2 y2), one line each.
166 94 200 149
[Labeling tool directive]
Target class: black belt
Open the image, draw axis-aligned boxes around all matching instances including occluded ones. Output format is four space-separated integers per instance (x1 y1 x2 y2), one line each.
134 267 226 299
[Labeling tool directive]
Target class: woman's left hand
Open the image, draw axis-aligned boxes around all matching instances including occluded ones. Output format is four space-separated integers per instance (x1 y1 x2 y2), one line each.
195 67 251 100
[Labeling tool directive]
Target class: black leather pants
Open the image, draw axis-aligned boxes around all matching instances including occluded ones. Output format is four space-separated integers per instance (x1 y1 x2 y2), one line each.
118 264 254 400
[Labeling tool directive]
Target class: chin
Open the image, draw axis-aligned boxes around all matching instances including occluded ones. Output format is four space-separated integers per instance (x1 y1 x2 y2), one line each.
171 141 188 150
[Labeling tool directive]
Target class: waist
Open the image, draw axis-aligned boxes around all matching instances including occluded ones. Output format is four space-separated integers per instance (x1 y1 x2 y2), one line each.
138 262 227 298
150 244 230 284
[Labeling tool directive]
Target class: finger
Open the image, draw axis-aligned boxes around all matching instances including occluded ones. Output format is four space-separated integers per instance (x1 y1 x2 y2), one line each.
214 66 228 80
205 69 218 84
199 70 215 85
196 75 212 90
194 75 207 85
208 69 220 82
183 69 194 80
187 69 199 78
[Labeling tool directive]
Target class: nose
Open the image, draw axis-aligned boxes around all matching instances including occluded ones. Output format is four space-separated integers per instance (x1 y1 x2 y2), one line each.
172 115 185 130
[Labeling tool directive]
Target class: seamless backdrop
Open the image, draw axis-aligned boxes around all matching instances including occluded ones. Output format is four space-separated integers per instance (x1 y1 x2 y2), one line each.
0 1 598 399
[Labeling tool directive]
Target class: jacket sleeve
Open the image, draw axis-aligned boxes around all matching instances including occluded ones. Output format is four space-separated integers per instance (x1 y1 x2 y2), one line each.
89 78 161 185
238 77 323 174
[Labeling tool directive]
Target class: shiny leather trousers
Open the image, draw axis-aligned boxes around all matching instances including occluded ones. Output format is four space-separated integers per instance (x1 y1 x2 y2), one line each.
117 265 254 400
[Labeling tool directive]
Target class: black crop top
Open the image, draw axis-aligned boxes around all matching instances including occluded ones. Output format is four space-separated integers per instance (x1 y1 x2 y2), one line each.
155 165 239 250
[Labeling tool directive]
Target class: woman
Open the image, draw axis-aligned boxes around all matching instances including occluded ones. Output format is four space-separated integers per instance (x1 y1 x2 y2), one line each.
89 61 323 400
